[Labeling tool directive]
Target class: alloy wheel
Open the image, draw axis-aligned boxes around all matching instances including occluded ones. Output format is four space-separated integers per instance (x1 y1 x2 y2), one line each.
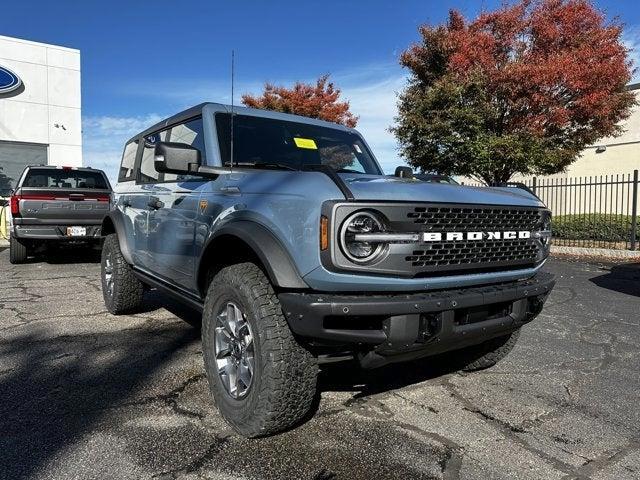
103 252 114 297
214 301 255 399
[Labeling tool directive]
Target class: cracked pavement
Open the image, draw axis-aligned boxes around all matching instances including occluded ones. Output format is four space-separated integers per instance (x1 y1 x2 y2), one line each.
0 248 639 480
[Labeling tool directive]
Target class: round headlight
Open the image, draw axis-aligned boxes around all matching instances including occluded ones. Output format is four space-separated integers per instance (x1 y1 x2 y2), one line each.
339 211 386 264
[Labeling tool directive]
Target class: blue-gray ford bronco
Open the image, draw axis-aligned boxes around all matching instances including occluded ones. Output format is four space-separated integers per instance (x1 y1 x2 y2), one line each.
100 103 555 437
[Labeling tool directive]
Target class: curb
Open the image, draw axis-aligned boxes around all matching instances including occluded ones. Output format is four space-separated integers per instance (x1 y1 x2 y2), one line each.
551 245 640 260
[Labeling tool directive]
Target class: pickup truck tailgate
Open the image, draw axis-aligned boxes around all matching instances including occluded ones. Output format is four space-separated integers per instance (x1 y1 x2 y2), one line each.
16 188 111 224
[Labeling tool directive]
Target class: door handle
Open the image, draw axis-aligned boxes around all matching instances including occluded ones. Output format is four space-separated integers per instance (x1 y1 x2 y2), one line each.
147 198 164 210
220 186 241 194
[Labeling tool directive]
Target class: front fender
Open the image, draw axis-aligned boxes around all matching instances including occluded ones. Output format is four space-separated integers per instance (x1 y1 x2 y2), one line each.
200 221 309 290
101 210 134 265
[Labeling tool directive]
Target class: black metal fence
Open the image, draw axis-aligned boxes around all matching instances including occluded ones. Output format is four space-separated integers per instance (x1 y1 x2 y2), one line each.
464 170 639 251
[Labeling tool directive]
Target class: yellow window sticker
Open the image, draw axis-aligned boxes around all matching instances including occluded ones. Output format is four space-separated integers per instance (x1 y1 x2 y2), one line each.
293 137 317 150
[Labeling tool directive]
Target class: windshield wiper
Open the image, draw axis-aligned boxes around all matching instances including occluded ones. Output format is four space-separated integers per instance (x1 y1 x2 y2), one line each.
249 162 297 171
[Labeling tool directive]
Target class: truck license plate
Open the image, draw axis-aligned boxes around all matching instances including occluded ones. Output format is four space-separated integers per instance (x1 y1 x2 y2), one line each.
67 226 86 237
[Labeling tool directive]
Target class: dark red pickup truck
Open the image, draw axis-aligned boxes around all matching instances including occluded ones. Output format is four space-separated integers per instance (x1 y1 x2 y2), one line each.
9 165 112 264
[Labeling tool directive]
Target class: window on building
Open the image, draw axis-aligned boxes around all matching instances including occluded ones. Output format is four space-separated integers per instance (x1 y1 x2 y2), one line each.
0 141 48 196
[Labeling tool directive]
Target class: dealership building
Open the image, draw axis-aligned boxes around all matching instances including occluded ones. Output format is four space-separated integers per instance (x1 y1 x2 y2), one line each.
0 35 81 196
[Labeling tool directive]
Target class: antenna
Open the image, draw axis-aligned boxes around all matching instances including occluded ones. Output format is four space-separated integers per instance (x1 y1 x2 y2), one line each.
230 50 235 171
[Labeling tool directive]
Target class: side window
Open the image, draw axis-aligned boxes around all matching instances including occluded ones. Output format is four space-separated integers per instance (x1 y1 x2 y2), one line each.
118 140 139 182
139 130 168 183
164 117 206 182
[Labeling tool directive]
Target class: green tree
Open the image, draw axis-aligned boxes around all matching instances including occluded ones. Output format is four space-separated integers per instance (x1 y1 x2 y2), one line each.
392 0 636 185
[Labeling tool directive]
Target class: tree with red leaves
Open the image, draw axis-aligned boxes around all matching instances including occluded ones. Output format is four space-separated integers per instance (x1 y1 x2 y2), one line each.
392 0 636 185
242 74 358 127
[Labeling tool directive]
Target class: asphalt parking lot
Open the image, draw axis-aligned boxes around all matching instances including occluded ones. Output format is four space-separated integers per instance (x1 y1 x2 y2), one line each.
0 249 639 480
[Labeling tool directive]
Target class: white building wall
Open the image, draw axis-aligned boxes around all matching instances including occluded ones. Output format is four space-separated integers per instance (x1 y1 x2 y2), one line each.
0 35 81 166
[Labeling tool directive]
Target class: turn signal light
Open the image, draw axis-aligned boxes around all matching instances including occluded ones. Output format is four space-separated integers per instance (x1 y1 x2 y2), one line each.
320 216 329 251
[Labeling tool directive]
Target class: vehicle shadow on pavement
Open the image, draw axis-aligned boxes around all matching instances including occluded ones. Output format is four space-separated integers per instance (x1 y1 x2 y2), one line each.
24 246 102 265
287 355 462 435
0 322 200 480
317 355 459 399
589 261 640 297
141 289 203 327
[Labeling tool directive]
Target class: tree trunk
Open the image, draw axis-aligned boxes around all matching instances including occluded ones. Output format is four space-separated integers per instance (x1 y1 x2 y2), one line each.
481 171 512 186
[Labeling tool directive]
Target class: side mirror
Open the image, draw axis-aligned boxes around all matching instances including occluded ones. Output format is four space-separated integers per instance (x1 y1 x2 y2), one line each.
394 166 414 179
154 142 201 174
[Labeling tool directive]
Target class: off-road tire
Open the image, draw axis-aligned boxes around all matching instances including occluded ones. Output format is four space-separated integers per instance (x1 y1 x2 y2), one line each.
202 262 318 437
456 329 521 372
9 235 28 264
101 233 144 314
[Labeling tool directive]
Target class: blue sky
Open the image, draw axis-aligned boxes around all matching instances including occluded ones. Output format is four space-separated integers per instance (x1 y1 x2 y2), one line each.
1 0 639 181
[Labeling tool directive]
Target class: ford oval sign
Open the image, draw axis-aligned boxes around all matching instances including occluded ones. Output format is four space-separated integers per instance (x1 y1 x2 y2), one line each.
0 65 22 94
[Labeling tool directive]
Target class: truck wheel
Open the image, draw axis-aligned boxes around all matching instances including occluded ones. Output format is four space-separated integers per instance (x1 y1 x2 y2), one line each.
202 262 317 437
456 329 521 372
9 235 28 264
101 233 144 314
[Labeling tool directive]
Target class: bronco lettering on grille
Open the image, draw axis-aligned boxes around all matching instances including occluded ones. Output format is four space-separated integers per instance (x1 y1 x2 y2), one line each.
422 231 532 242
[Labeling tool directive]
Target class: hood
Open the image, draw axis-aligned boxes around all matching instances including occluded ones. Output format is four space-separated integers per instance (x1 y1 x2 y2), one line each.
339 174 545 207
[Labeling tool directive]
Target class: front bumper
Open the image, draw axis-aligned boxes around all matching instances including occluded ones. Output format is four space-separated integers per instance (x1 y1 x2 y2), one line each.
279 271 555 365
13 225 102 240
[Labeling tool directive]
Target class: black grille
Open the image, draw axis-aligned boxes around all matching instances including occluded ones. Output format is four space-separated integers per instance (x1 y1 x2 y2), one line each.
407 239 538 268
408 206 542 231
405 206 543 271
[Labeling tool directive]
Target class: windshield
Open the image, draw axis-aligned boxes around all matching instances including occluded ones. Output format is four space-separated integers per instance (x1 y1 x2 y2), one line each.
22 168 110 189
216 113 381 174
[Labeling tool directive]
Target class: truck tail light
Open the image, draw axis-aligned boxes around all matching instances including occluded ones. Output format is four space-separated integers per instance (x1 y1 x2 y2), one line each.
10 195 19 216
320 216 329 251
10 193 61 216
20 194 58 200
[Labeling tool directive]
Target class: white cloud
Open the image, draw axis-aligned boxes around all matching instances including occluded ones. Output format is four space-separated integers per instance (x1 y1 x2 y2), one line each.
623 25 640 82
82 113 163 184
83 114 163 136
